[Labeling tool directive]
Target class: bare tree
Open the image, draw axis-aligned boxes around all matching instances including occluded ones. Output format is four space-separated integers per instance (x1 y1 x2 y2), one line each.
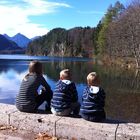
106 0 140 68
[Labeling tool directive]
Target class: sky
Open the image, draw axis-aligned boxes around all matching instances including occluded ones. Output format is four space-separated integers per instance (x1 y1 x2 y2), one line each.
0 0 128 39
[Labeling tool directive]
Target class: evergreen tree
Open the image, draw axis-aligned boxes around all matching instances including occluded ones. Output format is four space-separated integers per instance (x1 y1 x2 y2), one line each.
96 1 125 55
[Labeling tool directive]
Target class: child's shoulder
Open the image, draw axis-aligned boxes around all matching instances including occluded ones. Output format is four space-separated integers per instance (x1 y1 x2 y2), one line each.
61 80 74 85
85 86 103 94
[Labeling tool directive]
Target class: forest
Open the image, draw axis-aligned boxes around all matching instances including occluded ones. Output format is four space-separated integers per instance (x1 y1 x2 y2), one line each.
27 0 140 68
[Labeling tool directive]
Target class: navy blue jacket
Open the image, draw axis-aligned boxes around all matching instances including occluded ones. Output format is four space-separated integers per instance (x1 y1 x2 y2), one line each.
80 86 105 115
51 80 78 111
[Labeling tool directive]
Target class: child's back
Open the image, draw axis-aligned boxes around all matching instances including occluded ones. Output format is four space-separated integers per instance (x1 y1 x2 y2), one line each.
51 69 80 116
80 72 106 122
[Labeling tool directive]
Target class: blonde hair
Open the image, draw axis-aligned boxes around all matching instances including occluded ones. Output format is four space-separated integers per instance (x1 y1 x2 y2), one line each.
60 69 71 80
29 61 43 75
87 72 100 86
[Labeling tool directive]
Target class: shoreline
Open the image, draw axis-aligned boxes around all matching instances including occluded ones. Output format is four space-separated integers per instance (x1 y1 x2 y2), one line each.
0 103 140 140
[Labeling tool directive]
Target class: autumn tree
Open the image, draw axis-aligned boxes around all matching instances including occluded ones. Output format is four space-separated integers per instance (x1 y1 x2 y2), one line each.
106 0 140 68
96 1 125 55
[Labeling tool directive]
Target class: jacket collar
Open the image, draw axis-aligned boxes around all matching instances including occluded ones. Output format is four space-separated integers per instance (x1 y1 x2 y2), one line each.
89 86 99 94
61 80 71 85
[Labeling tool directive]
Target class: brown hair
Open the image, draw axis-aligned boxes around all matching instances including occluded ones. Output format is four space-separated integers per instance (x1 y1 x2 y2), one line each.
60 69 71 80
87 72 100 86
29 61 43 75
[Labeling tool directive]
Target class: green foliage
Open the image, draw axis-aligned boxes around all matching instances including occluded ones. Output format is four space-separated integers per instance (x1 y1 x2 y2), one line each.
27 27 95 58
96 1 125 55
105 0 140 67
26 1 127 59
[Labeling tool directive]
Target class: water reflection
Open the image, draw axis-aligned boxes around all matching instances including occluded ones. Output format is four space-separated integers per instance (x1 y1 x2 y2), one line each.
0 59 140 123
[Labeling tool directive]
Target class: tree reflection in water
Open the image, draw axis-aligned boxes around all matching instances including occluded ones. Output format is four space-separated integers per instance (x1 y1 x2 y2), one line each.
43 61 140 123
0 59 140 123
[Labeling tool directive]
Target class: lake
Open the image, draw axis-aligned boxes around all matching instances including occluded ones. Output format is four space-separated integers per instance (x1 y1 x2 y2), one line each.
0 54 140 123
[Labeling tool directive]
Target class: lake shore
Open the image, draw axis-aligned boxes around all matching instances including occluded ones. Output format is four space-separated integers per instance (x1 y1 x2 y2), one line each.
0 54 140 123
98 55 139 69
0 103 140 140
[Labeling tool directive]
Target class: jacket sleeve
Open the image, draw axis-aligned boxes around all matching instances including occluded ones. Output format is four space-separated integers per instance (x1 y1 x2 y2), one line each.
98 88 106 107
40 76 53 95
68 83 78 102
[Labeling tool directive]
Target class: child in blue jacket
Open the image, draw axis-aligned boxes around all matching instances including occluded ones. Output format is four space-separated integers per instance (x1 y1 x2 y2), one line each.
80 72 106 122
51 69 80 116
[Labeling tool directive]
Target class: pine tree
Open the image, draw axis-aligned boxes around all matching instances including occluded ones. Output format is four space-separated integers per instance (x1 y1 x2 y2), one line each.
96 1 125 55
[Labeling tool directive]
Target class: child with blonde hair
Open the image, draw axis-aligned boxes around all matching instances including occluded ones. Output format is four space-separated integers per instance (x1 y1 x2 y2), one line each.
80 72 106 122
16 61 53 113
51 69 80 116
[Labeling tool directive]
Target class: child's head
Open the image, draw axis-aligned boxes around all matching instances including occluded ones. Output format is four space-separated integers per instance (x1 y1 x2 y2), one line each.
87 72 100 86
60 69 71 80
29 61 43 75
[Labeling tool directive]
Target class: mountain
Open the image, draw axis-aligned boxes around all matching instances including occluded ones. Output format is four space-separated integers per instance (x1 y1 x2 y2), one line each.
0 34 22 52
3 34 11 40
10 33 30 48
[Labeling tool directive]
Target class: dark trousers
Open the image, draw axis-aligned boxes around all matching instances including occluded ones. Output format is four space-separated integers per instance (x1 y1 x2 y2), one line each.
35 89 53 110
81 111 106 122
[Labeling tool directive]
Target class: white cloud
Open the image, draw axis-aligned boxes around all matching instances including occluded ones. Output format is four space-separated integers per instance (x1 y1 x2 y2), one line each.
0 0 71 38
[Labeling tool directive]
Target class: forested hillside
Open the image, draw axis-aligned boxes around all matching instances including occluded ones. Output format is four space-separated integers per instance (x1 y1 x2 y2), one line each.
94 0 140 68
26 0 140 68
105 1 140 68
26 27 95 58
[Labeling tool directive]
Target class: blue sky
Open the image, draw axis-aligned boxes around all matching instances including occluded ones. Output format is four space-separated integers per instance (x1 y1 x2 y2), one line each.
0 0 128 38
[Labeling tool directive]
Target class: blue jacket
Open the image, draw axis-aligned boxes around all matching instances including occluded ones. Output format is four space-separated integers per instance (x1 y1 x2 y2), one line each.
51 80 78 111
80 86 105 115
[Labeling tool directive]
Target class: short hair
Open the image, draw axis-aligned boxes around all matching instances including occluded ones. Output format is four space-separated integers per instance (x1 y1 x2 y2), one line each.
87 72 99 86
29 61 43 75
60 69 71 80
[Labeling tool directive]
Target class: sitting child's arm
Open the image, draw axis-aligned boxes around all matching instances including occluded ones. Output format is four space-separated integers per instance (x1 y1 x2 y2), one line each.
40 76 53 95
69 82 78 102
99 88 106 107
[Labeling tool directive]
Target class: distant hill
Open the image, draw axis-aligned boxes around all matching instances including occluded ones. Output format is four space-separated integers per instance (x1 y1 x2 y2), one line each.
31 36 41 41
0 34 22 53
27 27 95 58
3 34 11 40
10 33 30 48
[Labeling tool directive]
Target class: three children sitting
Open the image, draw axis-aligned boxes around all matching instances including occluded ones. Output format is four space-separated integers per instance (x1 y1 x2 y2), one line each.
16 61 106 122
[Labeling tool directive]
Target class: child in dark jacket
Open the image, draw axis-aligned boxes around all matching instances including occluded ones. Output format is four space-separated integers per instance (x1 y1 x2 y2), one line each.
80 72 106 122
51 69 80 116
16 61 53 113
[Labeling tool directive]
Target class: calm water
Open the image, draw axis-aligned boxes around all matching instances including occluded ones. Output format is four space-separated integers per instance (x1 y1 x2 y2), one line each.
0 54 140 123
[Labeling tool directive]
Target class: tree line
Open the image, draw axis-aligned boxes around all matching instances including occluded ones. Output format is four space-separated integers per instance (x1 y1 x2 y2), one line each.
27 0 140 68
26 27 95 58
95 0 140 68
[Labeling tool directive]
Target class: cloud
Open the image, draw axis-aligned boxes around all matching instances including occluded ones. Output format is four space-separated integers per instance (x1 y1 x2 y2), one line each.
77 10 104 15
0 0 71 38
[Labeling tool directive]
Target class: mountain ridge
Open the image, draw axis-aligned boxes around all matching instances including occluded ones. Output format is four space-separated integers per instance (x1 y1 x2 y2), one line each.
10 33 30 48
0 34 22 52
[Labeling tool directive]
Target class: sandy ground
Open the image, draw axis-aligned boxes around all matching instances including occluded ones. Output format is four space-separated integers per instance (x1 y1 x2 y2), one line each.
0 125 71 140
0 125 37 140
